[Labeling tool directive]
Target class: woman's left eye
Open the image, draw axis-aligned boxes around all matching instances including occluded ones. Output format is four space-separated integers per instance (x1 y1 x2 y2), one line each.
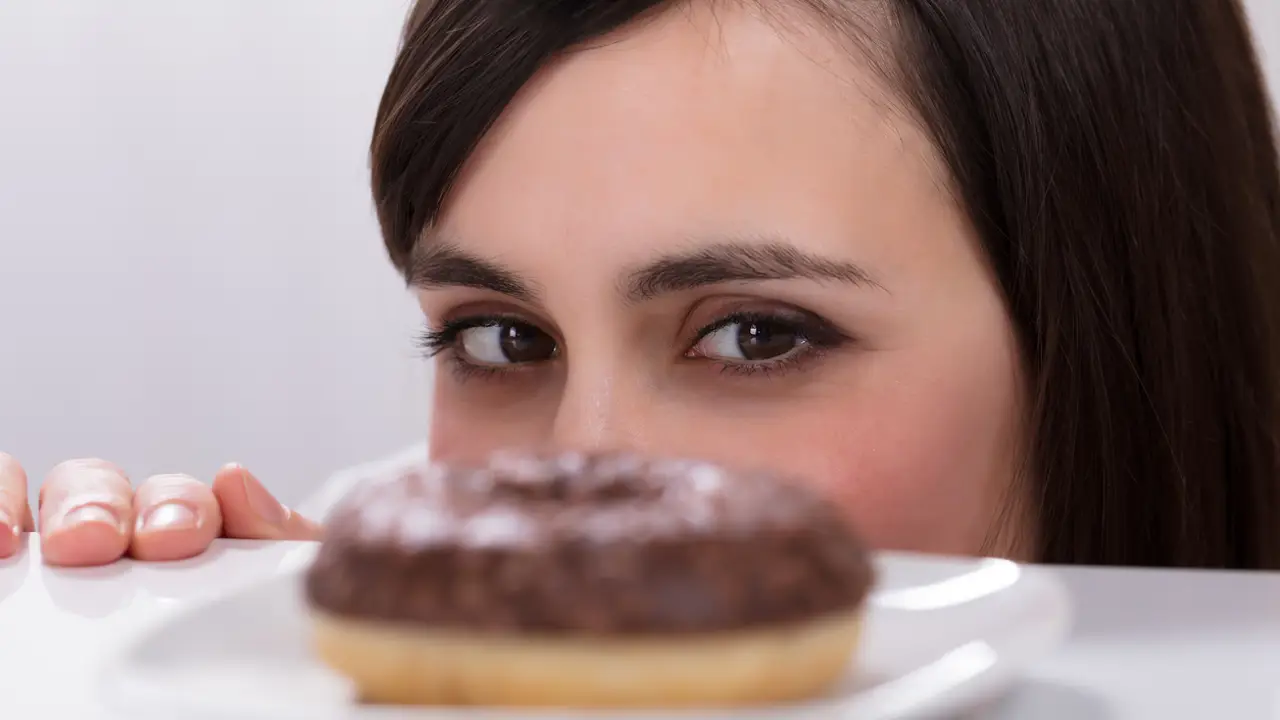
689 316 809 363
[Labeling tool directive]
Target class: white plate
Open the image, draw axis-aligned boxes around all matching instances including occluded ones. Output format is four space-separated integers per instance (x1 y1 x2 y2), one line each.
98 552 1071 720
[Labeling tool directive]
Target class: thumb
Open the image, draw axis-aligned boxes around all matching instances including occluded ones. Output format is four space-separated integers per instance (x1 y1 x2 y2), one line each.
211 464 322 541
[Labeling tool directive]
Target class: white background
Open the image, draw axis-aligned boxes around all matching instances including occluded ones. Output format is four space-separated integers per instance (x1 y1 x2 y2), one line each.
1 1 1277 507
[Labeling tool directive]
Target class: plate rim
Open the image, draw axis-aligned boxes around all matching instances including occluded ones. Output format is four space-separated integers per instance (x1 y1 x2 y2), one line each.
98 551 1074 720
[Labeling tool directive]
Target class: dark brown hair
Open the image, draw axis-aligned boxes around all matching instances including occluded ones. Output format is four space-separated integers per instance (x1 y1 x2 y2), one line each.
370 0 1280 569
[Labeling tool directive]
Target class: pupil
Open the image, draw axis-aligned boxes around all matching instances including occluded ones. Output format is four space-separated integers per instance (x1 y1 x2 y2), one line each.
499 322 557 363
736 321 798 361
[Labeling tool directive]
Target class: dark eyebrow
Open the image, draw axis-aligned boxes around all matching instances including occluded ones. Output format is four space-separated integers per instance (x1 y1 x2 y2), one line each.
623 241 883 302
406 242 538 301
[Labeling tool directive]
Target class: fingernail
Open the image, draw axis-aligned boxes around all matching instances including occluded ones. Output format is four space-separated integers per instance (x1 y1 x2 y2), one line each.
241 469 290 526
55 505 124 533
138 503 199 533
0 510 16 538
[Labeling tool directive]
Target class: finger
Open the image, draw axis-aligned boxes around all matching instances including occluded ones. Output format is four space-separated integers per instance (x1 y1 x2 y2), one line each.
0 453 31 558
212 464 322 541
130 474 223 562
39 459 133 567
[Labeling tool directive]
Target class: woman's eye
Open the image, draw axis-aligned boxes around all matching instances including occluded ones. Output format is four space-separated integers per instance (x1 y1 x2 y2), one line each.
691 318 807 362
457 321 558 365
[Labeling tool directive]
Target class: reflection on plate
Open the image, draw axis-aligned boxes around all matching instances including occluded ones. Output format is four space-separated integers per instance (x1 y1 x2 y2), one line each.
98 552 1071 720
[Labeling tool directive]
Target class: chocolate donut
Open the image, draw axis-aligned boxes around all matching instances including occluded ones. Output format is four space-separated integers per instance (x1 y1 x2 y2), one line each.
304 451 875 708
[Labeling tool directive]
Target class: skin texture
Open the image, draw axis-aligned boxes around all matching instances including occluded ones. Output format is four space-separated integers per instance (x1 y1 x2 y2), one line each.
0 1 1027 565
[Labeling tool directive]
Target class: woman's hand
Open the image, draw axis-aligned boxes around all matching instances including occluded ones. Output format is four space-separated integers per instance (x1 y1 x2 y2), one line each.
0 452 321 566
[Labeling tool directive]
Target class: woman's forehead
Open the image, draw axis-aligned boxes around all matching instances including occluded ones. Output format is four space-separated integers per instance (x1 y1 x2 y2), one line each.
435 0 944 277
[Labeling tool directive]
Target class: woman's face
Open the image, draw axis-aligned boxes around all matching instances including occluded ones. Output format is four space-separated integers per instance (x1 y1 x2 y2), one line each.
415 4 1027 557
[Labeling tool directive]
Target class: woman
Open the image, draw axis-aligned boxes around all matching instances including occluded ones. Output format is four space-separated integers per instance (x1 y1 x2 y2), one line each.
2 0 1278 568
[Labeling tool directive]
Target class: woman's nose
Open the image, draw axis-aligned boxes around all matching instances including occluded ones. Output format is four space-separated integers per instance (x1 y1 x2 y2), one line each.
548 366 653 455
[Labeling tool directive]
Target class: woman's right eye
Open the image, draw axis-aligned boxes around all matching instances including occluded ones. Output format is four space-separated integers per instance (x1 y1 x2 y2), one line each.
456 320 559 366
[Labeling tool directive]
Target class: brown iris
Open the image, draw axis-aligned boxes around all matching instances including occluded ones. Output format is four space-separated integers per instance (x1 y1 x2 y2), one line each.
498 321 557 363
735 319 802 361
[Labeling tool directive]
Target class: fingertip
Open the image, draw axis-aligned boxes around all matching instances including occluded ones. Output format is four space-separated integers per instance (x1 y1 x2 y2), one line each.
211 462 242 489
0 454 29 539
0 451 23 476
42 458 128 506
41 510 130 567
33 458 135 567
211 462 246 496
213 464 308 540
39 458 133 530
0 513 21 559
131 475 222 562
211 464 253 525
130 516 215 562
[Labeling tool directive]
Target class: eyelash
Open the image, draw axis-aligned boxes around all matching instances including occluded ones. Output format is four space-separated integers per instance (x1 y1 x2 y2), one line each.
415 309 852 381
415 316 525 384
416 317 493 359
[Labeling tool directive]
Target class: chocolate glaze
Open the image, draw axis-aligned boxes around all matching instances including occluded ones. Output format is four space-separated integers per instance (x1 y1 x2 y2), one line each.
304 451 874 635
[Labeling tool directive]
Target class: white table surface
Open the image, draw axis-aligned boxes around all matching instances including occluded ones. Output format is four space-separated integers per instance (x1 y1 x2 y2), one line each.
1 536 1278 719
